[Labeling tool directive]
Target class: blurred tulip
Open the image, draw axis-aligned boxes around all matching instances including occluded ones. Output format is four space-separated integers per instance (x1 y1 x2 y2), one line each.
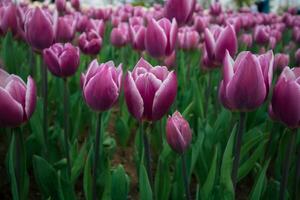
24 7 54 51
86 19 105 37
268 37 277 49
78 30 102 55
270 67 300 128
240 34 253 48
0 3 17 35
129 24 145 51
81 60 122 111
129 16 144 26
0 68 36 127
164 51 176 68
166 111 192 154
43 43 80 77
274 53 289 71
145 18 178 58
110 23 129 47
193 16 208 33
219 50 274 111
55 0 66 13
76 14 89 33
178 27 199 50
124 58 177 121
55 15 76 43
295 49 300 65
164 0 195 26
254 25 270 44
210 2 222 16
71 0 80 11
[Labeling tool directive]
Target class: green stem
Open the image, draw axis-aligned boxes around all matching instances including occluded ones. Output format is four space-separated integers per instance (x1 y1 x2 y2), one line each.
63 78 71 178
14 128 25 200
93 112 102 200
141 122 153 189
41 57 49 155
204 72 212 117
295 143 300 200
182 153 191 200
279 129 296 200
232 112 246 191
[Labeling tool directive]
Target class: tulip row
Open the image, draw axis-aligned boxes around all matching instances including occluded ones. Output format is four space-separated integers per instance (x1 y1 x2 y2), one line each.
0 0 300 199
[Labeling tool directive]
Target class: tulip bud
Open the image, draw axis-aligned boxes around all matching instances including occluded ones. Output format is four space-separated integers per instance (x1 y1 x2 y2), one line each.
71 0 80 11
55 15 76 43
124 58 177 121
254 25 270 44
24 7 54 52
81 60 122 111
0 3 17 35
129 24 145 51
76 14 89 33
110 23 129 47
86 19 105 37
240 34 252 48
274 53 289 71
164 51 176 68
270 67 300 128
219 50 274 111
164 0 195 26
55 0 66 13
166 111 192 154
193 16 208 33
178 27 200 50
78 30 102 55
210 2 222 16
295 49 300 65
145 18 178 58
43 43 80 78
0 68 37 127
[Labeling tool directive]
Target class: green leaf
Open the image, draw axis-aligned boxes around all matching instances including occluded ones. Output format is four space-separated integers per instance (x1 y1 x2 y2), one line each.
115 117 130 146
84 145 93 200
71 141 87 183
201 146 218 200
111 165 130 200
154 159 171 200
8 135 19 200
139 164 153 200
249 160 270 200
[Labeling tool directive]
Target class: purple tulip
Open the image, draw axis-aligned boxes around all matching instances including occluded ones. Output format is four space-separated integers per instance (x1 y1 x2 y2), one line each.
0 68 36 127
55 15 76 43
193 16 208 33
164 0 195 26
71 0 80 11
210 2 222 16
270 67 300 128
76 14 89 33
129 16 144 26
295 49 300 65
178 27 199 50
240 34 253 48
166 111 192 154
24 7 54 52
86 19 105 37
129 24 145 51
110 23 129 47
81 60 122 111
78 30 102 55
0 3 17 35
55 0 66 13
124 58 177 121
254 25 270 44
219 50 274 111
145 18 178 58
43 43 80 78
202 24 237 68
274 53 289 71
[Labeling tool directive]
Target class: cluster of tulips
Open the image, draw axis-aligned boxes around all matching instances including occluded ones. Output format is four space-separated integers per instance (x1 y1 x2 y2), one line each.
0 0 300 199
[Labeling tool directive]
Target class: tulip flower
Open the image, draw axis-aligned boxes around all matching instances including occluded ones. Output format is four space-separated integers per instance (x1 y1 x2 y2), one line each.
0 68 36 127
124 58 177 121
110 23 129 47
164 0 195 26
43 43 80 78
78 30 102 55
129 16 144 26
71 0 80 11
210 2 222 16
55 0 66 13
295 49 300 65
81 60 122 111
129 24 146 51
76 14 89 33
202 24 237 68
274 53 289 71
219 50 273 111
55 15 76 43
254 25 270 45
193 16 208 33
86 19 105 37
178 27 200 50
24 7 54 52
145 18 178 58
240 34 253 48
0 3 17 35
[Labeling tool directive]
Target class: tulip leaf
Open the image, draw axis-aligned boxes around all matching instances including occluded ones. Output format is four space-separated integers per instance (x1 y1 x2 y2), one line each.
154 159 171 200
115 117 130 147
83 145 93 200
8 135 19 200
139 164 153 200
71 141 87 183
111 165 130 200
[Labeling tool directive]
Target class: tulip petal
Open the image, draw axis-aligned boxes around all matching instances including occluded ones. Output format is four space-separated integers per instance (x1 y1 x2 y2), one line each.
215 25 237 62
258 50 274 92
25 76 36 120
204 28 216 59
43 48 61 76
0 68 9 87
5 79 26 106
223 50 234 86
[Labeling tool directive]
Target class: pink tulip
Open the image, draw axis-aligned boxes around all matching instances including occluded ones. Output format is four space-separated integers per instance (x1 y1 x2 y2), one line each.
110 23 129 47
274 53 289 71
210 2 222 16
55 15 76 43
178 27 200 50
71 0 80 11
240 34 253 48
78 30 102 55
295 49 300 65
0 3 17 35
164 0 195 26
86 19 105 37
55 0 66 13
129 24 146 51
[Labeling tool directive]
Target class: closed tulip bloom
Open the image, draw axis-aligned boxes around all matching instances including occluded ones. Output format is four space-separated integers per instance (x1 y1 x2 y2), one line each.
110 23 129 47
129 16 144 26
78 30 102 55
164 0 195 26
254 25 270 44
86 19 105 37
124 58 177 121
178 27 199 50
270 67 300 128
76 15 89 33
240 34 253 48
0 69 36 127
203 25 237 66
193 16 208 33
210 2 222 16
166 111 192 154
81 60 122 111
295 49 300 65
43 43 80 77
71 0 80 11
0 3 17 35
129 24 145 51
55 0 66 13
268 37 277 49
274 53 289 71
55 15 76 43
145 18 178 58
24 7 54 51
219 50 274 111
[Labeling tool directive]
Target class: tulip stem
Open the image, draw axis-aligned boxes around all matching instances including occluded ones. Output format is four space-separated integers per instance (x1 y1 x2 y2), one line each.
181 153 191 200
141 122 153 189
204 72 212 117
232 112 246 191
41 59 49 155
279 129 296 200
63 78 71 178
295 144 300 200
93 112 102 200
14 127 25 200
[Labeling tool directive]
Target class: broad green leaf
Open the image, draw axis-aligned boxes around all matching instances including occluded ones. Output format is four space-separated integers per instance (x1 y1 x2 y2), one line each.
139 164 153 200
111 165 130 200
71 141 87 183
8 135 19 200
154 159 171 200
84 145 93 200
